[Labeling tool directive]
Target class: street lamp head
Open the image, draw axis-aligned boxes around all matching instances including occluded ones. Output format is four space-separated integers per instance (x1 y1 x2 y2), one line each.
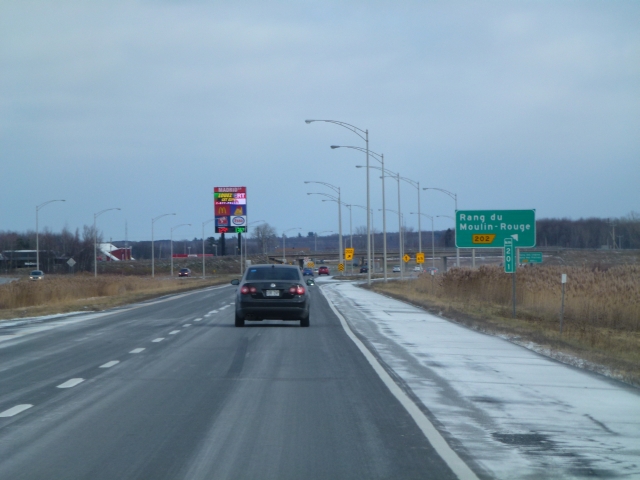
330 145 340 149
305 120 314 124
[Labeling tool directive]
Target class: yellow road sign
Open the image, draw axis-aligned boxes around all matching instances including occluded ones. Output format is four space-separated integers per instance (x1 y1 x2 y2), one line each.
345 252 353 260
416 252 425 264
403 254 410 263
307 262 314 268
338 263 345 271
472 234 496 244
345 248 354 255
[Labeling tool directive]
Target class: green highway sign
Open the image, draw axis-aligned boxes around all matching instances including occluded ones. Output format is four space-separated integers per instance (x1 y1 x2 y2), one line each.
456 209 536 248
504 238 515 273
520 251 543 263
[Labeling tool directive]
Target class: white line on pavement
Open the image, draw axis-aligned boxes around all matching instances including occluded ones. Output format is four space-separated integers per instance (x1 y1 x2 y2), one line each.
194 318 203 322
152 338 165 342
323 287 480 480
183 324 191 327
169 330 180 335
0 404 33 418
99 361 120 368
57 378 85 389
129 348 145 353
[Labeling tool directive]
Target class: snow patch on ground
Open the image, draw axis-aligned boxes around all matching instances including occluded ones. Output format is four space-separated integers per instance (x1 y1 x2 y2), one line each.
323 282 640 480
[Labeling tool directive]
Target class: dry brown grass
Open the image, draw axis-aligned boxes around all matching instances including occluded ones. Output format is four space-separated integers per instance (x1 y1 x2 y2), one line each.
370 265 640 386
0 274 234 320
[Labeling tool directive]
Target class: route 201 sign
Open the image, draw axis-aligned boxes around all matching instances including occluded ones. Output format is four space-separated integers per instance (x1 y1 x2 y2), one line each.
456 210 536 248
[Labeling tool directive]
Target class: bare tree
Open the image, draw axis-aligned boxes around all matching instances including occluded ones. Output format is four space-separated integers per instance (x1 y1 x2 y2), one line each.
251 223 277 254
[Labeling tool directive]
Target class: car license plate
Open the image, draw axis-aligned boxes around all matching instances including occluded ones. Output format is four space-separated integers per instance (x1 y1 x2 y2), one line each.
266 290 280 297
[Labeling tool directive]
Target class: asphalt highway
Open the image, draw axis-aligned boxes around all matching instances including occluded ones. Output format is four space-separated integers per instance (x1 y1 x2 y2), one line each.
0 283 460 480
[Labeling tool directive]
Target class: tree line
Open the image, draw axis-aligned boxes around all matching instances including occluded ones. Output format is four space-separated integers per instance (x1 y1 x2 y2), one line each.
1 213 638 272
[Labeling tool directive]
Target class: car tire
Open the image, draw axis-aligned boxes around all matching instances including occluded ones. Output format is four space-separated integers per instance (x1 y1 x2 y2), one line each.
235 312 245 327
300 313 310 328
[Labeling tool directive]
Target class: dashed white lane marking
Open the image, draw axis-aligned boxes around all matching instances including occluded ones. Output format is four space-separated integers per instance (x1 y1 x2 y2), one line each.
152 338 165 342
57 378 84 389
169 330 180 335
129 348 145 353
0 404 33 417
219 305 229 310
99 361 120 368
183 324 191 327
194 318 203 322
230 302 235 305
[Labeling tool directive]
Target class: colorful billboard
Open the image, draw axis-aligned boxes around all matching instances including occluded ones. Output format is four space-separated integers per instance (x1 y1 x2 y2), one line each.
214 187 247 233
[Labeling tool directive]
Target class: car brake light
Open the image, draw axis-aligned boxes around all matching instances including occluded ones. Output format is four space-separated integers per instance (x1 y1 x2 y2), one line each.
289 286 297 294
296 285 305 295
240 286 250 294
249 286 257 293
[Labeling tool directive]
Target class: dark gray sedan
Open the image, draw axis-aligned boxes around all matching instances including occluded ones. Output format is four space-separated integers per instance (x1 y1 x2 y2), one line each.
231 264 313 327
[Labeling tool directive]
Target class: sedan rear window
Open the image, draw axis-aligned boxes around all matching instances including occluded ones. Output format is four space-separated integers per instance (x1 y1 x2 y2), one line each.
245 267 300 281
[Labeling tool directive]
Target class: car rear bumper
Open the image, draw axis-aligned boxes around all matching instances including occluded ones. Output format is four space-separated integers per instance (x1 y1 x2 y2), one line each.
237 299 309 320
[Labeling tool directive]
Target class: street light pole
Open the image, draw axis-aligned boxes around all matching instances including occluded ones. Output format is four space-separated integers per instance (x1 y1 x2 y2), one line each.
94 208 121 277
305 181 343 276
335 146 387 282
170 223 190 276
202 218 215 279
243 220 265 275
306 119 371 284
380 208 405 280
400 177 421 255
424 188 458 267
152 213 176 277
36 199 65 271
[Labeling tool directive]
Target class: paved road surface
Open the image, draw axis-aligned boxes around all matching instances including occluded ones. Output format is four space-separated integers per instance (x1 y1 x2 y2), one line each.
0 284 460 479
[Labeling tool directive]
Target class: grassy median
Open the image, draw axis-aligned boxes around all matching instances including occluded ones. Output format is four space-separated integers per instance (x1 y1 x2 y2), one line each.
0 274 235 320
368 265 640 387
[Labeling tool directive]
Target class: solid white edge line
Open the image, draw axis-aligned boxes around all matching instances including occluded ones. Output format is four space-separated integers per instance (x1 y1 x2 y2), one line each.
57 378 84 389
152 338 165 342
129 348 145 353
0 404 33 417
322 285 480 480
99 360 120 368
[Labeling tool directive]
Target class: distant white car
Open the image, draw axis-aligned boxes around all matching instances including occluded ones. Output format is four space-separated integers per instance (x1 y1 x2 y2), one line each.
392 265 401 273
412 266 423 272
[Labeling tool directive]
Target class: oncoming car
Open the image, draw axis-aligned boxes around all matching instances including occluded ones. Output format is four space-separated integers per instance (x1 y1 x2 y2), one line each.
231 264 313 327
178 268 191 277
392 265 401 273
29 270 44 281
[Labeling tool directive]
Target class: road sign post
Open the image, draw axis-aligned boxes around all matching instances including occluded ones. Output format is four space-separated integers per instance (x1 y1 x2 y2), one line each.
456 210 536 248
504 238 517 318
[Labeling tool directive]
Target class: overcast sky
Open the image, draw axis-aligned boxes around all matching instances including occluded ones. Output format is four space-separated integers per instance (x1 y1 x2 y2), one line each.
1 0 638 243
